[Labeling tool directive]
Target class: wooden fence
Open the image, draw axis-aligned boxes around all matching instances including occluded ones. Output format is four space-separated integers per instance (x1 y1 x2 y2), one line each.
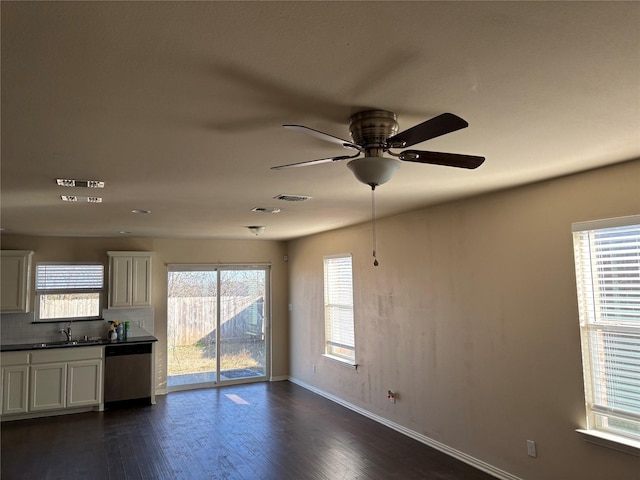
38 295 99 320
167 296 263 347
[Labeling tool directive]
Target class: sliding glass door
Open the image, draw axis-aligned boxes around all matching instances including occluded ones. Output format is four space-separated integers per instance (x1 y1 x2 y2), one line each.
167 265 269 390
219 269 267 380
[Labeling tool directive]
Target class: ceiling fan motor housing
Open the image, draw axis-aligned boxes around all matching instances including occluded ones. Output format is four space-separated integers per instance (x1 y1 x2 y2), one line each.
349 110 399 156
345 110 401 187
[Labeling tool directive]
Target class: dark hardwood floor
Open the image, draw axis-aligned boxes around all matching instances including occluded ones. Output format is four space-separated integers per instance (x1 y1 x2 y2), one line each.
1 381 496 479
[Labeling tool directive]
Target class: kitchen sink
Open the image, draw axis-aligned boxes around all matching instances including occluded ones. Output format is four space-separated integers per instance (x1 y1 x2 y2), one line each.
31 339 106 349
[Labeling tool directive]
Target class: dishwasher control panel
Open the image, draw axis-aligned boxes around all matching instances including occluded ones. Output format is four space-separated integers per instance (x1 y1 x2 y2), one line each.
105 342 152 356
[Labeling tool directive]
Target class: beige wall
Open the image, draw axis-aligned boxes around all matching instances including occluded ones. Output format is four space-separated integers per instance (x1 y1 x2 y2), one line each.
0 236 290 390
287 159 640 480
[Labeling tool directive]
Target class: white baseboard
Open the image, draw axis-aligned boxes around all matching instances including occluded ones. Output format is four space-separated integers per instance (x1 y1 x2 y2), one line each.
270 375 289 382
288 376 522 480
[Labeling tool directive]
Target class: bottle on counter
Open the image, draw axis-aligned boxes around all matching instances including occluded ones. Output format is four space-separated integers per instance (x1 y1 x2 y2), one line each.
108 321 118 341
124 321 130 339
117 323 124 341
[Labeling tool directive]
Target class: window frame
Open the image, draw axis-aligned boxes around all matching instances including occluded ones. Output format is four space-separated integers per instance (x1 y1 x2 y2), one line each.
323 254 356 366
34 262 105 322
572 215 640 453
166 263 271 386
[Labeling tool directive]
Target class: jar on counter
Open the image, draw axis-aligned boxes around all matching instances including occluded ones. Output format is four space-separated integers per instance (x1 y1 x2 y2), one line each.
124 321 130 338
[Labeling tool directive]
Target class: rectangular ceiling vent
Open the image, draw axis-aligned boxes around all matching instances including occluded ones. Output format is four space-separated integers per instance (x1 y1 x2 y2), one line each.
60 195 102 203
274 194 311 202
251 207 281 214
57 178 105 188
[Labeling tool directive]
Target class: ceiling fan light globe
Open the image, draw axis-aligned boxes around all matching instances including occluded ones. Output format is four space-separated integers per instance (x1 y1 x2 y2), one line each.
347 157 401 187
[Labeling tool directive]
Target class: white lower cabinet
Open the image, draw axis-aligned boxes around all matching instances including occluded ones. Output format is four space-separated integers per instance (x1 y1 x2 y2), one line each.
1 346 103 419
1 351 29 415
2 365 29 415
68 359 102 407
30 363 67 412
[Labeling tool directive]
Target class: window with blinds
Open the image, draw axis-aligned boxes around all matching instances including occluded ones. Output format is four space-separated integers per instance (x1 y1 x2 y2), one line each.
35 263 104 321
572 215 640 443
323 254 355 363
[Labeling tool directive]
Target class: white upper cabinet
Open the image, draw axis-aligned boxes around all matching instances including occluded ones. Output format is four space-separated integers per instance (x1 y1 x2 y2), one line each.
107 252 153 308
0 250 34 313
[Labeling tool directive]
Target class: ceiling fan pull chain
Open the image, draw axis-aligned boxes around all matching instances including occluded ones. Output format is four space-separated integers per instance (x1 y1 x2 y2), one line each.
372 186 379 267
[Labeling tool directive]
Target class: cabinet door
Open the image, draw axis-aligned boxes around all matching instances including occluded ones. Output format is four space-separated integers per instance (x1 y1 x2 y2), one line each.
0 251 33 313
67 359 102 407
131 255 152 306
30 363 67 411
110 255 132 307
2 366 29 415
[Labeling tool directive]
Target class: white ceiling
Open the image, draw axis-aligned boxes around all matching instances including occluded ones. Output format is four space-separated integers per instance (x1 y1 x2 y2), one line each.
2 2 639 240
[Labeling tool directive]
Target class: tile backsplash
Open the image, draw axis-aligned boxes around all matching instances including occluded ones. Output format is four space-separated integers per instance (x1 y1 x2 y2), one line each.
1 308 154 345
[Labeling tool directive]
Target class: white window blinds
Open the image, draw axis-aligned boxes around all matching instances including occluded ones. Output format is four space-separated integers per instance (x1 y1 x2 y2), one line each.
324 254 355 363
36 264 104 291
572 215 640 441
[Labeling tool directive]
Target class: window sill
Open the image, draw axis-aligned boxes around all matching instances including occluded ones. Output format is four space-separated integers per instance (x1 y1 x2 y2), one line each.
322 354 358 369
576 429 640 457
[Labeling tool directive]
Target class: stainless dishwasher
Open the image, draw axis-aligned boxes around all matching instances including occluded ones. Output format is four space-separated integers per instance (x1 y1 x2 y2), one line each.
104 343 152 408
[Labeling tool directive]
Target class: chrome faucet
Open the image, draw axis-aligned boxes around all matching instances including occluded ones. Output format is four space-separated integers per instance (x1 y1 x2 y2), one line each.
59 323 72 342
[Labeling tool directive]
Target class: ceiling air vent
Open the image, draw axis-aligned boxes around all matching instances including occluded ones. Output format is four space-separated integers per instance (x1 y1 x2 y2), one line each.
251 207 281 214
56 178 105 188
274 194 311 202
60 195 102 203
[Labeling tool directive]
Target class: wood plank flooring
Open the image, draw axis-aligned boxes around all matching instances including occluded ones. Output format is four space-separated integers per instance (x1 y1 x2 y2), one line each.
1 381 496 479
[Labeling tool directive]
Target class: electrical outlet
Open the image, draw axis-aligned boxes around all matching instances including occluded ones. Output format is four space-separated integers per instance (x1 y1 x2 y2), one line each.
527 440 537 458
312 363 317 373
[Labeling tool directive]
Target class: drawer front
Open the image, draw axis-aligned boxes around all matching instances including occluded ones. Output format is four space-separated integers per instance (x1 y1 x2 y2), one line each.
31 346 103 364
1 351 30 366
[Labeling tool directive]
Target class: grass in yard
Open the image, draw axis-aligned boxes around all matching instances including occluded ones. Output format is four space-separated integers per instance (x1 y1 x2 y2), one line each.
168 341 265 376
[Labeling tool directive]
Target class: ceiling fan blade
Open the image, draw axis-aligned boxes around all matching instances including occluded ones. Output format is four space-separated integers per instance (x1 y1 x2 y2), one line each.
271 152 361 170
284 125 361 151
399 150 485 169
387 113 469 148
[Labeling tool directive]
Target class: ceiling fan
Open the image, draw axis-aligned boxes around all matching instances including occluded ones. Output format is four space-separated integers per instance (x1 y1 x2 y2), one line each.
272 109 485 188
272 110 485 266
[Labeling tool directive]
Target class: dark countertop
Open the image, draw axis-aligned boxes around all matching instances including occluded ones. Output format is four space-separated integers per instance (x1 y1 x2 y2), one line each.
1 335 158 352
